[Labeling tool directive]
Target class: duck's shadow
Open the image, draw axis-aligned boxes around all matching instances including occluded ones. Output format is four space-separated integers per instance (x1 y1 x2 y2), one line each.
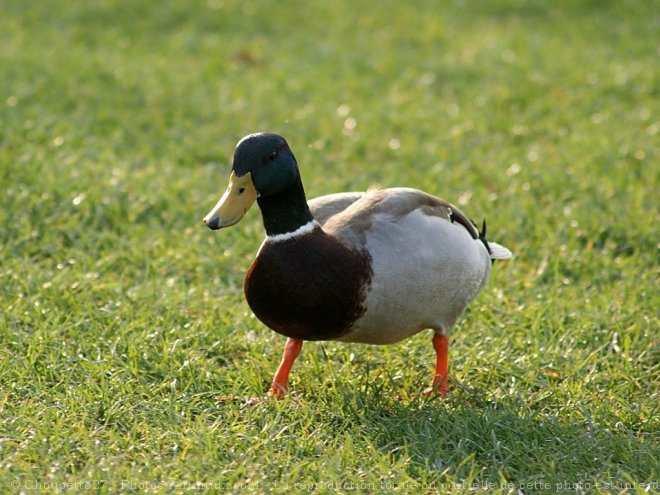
330 386 653 488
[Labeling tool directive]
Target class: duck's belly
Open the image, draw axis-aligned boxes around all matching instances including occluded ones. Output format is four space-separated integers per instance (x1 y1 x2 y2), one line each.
335 210 491 344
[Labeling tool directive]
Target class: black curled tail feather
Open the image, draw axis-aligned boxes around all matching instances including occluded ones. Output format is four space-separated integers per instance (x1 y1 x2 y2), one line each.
447 207 500 261
470 218 492 257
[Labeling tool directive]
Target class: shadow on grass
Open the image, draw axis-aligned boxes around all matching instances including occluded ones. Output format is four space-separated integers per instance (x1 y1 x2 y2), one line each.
334 386 657 489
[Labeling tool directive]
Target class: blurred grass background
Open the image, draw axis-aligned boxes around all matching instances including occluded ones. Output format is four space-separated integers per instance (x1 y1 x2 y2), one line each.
1 0 658 493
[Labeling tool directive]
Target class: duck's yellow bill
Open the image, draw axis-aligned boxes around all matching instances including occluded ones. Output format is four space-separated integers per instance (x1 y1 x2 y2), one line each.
203 171 257 230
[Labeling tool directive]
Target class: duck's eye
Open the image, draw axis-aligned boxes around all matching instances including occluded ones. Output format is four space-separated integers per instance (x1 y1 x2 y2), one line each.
267 151 278 161
238 187 246 195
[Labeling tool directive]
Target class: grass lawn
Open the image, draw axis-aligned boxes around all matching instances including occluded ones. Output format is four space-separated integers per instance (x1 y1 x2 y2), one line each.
1 0 658 493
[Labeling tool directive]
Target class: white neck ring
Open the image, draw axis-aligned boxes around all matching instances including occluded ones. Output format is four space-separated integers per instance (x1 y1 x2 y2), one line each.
266 220 320 243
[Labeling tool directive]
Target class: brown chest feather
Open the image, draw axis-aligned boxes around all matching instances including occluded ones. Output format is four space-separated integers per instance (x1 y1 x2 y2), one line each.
244 231 372 341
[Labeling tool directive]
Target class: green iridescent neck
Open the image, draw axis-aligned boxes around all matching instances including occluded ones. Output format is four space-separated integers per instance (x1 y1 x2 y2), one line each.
256 177 314 237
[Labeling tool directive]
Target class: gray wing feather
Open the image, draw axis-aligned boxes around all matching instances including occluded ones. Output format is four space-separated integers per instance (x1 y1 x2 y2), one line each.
312 188 481 249
308 192 364 225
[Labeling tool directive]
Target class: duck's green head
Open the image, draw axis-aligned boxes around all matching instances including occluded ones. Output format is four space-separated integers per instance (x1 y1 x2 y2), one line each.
203 133 300 230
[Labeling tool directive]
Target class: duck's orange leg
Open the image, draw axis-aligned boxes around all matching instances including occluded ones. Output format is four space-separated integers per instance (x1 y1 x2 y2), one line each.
268 337 303 398
424 333 449 396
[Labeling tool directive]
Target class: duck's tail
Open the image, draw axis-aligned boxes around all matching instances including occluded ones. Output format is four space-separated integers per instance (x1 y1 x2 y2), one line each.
488 241 513 260
475 219 512 261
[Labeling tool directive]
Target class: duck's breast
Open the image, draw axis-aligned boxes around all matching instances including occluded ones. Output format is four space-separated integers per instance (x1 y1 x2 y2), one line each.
244 229 372 341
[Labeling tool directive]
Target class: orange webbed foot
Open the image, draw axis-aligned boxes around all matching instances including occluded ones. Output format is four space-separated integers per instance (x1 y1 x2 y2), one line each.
425 333 450 397
267 337 303 399
267 382 289 399
422 378 448 397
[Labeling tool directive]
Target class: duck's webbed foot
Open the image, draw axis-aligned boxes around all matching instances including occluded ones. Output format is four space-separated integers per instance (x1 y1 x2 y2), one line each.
268 337 303 398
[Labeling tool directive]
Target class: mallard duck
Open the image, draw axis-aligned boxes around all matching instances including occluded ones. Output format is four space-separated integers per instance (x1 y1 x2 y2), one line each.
203 132 511 397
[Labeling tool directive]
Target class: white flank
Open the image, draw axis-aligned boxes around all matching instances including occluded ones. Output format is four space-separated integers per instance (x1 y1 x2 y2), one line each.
489 242 513 260
341 210 492 344
267 220 320 243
